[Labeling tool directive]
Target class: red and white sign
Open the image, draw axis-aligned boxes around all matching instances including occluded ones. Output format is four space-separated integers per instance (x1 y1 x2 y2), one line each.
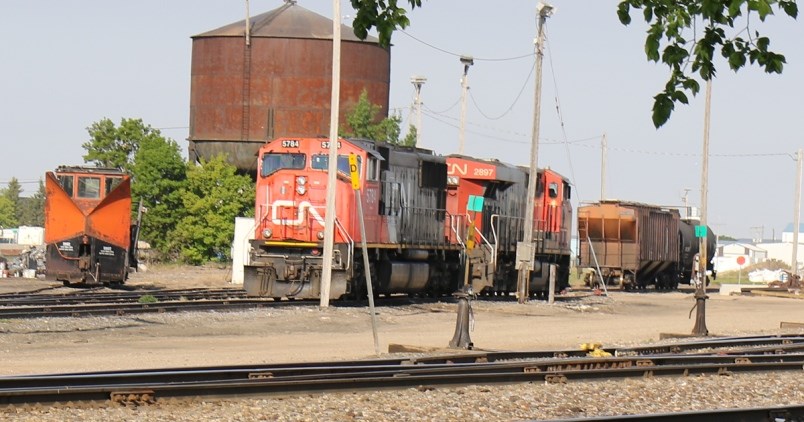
736 256 746 266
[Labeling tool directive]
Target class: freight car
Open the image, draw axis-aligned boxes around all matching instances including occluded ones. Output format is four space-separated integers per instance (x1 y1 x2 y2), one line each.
44 166 137 285
577 200 716 290
243 137 573 299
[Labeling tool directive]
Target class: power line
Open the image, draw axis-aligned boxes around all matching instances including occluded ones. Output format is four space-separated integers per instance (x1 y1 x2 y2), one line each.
468 59 536 121
399 30 534 62
423 98 461 115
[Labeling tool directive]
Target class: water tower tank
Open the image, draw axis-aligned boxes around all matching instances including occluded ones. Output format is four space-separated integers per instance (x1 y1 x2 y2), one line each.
189 2 391 172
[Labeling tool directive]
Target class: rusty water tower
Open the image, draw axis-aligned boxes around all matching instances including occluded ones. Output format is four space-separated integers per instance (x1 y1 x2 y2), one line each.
188 2 391 172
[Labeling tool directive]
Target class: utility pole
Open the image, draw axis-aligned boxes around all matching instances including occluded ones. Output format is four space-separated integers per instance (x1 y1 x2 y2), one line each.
692 79 712 336
600 133 607 200
411 76 427 148
516 2 553 304
458 56 473 155
792 148 803 274
320 0 342 308
682 188 691 218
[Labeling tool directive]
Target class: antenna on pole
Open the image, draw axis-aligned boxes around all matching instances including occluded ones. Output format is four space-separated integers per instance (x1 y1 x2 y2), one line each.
792 148 803 275
600 133 607 200
681 188 691 218
458 56 473 155
244 0 251 46
411 76 427 148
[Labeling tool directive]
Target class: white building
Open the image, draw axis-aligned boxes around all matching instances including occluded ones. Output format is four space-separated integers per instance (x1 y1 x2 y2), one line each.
756 241 804 272
781 223 804 243
714 242 767 272
0 226 44 246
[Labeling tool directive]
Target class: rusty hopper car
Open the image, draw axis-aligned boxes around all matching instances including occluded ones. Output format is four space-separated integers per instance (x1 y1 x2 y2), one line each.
578 201 681 290
44 167 134 285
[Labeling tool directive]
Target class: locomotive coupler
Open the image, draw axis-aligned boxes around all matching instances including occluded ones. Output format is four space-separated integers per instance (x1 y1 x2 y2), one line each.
449 285 475 350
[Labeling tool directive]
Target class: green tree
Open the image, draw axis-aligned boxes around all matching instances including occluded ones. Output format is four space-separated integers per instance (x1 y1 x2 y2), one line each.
130 132 188 257
171 155 254 265
83 118 164 171
618 0 797 127
344 89 415 146
351 0 422 48
349 1 796 128
3 178 22 225
17 180 45 227
0 192 16 228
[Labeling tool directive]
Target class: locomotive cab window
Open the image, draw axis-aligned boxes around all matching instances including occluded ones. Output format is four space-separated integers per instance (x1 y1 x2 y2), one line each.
77 177 101 199
261 153 306 177
106 177 122 196
548 182 559 199
57 175 74 197
312 154 359 178
563 182 571 200
366 157 380 181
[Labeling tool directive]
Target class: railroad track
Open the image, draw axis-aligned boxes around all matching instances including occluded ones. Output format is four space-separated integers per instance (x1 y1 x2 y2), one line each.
0 335 801 406
548 405 804 421
0 287 248 307
0 297 301 319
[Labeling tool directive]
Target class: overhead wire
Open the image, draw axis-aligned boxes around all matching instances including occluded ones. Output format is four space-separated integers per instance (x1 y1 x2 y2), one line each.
543 29 581 202
399 30 534 62
468 59 537 121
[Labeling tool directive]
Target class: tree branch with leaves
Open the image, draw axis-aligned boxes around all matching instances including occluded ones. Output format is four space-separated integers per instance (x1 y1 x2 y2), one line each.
618 0 798 127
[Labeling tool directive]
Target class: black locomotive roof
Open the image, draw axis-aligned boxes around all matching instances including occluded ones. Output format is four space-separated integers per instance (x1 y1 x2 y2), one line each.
54 166 127 175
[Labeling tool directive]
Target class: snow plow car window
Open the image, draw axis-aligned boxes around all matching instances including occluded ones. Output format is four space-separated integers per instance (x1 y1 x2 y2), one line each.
77 177 101 199
57 175 74 197
106 177 122 196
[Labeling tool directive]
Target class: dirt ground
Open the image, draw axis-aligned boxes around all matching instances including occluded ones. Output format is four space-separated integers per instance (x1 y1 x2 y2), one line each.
0 265 803 376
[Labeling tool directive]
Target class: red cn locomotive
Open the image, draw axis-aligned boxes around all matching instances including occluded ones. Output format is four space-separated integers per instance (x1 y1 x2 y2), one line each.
244 137 572 299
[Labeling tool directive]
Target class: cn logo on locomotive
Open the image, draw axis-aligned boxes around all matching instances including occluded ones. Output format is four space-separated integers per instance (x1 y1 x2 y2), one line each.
270 200 325 227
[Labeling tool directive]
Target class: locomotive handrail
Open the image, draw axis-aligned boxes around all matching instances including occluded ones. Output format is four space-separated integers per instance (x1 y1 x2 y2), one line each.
490 214 500 268
465 213 495 268
449 213 465 249
334 218 353 272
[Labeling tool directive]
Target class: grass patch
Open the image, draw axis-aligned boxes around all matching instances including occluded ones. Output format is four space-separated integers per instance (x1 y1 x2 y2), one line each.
138 294 158 304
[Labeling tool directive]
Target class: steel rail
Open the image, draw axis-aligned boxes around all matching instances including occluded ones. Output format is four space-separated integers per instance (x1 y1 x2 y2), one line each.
0 358 801 405
0 288 247 307
0 298 302 319
546 404 804 421
4 353 802 388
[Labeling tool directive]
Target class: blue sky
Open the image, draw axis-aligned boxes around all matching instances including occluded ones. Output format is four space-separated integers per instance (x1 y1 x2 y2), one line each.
1 1 802 239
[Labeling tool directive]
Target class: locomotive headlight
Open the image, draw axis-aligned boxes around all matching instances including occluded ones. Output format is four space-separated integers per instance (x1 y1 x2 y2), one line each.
317 231 325 240
296 176 307 185
447 176 460 186
262 228 273 238
296 185 307 195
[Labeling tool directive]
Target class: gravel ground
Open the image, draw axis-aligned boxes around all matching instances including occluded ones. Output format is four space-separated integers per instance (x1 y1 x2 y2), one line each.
1 265 803 420
1 372 801 421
